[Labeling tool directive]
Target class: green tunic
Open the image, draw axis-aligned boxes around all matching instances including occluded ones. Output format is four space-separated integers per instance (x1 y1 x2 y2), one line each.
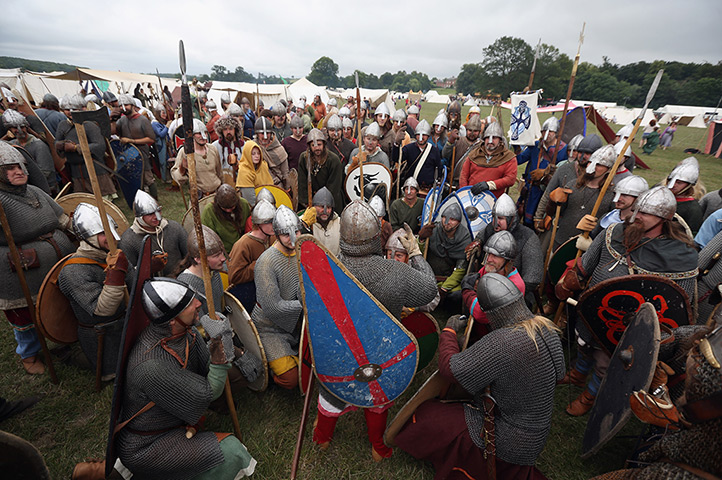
389 197 424 233
201 200 252 253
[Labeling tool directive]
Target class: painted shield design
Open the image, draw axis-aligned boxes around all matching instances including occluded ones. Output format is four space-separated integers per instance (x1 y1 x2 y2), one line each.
297 235 419 407
454 187 496 237
401 311 440 370
582 302 660 458
110 139 143 209
547 234 580 286
344 162 392 204
577 275 692 356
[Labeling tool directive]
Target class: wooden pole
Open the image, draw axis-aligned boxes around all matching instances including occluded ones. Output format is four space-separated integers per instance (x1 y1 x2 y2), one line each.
527 38 542 92
0 201 58 384
448 144 457 191
290 354 315 480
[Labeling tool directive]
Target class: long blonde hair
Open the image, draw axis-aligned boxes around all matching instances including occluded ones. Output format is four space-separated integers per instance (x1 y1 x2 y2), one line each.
513 315 560 351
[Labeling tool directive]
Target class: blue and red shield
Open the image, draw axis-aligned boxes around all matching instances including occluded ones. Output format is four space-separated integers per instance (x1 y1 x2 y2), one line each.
297 236 419 407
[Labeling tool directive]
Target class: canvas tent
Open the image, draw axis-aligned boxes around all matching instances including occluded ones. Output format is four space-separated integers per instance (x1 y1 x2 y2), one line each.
704 121 722 158
333 86 390 109
208 80 288 112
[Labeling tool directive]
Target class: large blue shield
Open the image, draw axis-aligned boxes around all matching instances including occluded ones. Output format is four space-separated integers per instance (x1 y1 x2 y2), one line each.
454 187 496 237
111 139 143 209
297 235 419 407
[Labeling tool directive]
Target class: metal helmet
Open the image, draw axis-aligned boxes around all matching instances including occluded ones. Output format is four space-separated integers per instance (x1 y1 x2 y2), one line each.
327 97 338 107
133 98 142 109
102 91 117 104
442 203 463 221
374 103 390 118
369 195 385 218
306 128 326 144
466 115 482 131
576 133 603 154
667 157 699 188
338 106 351 118
118 94 134 106
256 187 276 206
614 140 632 158
392 109 407 123
187 225 225 259
469 105 481 114
365 122 381 139
289 115 304 129
385 228 407 255
271 102 286 117
483 121 505 140
340 200 381 249
567 134 584 155
197 91 208 100
85 94 100 105
616 124 634 139
585 144 617 174
227 102 243 116
613 175 649 202
448 100 462 115
251 199 276 225
141 277 196 325
541 116 560 132
492 193 518 231
342 117 353 129
192 119 208 139
69 94 86 111
205 100 217 110
272 205 301 245
255 117 273 140
631 186 676 221
483 230 517 261
2 109 28 128
407 105 420 115
432 112 448 129
215 184 238 209
133 190 161 220
415 119 431 137
43 93 59 103
220 92 231 104
72 202 120 242
326 114 342 131
0 141 28 175
402 176 419 192
476 273 531 330
312 186 334 208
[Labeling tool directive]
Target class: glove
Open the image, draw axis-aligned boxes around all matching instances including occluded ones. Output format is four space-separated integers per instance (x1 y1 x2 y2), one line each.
104 249 128 286
576 214 598 232
530 168 546 183
201 312 234 364
394 126 407 144
233 346 263 383
555 268 584 301
549 187 572 204
470 181 489 195
465 240 481 260
534 218 548 234
460 272 480 291
300 207 316 228
150 252 168 273
418 223 435 240
447 128 459 144
446 315 468 334
575 235 593 252
63 141 77 153
399 223 422 258
208 336 227 365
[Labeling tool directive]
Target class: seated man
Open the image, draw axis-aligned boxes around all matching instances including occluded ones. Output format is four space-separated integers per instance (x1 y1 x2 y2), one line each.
301 187 341 256
201 184 251 253
418 202 471 302
116 277 256 479
251 206 303 389
389 177 424 233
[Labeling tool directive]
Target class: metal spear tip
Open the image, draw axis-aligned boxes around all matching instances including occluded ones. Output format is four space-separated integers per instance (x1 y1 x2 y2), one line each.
179 39 187 82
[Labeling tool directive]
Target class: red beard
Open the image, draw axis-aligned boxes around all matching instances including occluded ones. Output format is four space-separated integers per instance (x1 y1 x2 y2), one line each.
623 219 646 251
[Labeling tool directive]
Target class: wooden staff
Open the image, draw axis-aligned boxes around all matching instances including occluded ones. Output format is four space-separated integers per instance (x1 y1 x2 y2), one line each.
179 40 242 442
540 204 562 291
290 340 315 480
0 201 58 384
448 144 457 191
54 181 72 201
355 73 365 199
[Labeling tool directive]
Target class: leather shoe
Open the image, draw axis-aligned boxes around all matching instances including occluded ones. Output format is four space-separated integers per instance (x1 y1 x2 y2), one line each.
566 389 596 416
21 356 45 375
558 368 587 387
72 460 105 480
630 388 681 430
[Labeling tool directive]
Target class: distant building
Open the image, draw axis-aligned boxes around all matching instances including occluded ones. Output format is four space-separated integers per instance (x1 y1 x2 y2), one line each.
435 77 457 89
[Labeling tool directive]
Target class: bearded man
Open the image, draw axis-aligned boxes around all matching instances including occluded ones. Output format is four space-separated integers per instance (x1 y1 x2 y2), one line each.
212 115 244 183
458 121 517 199
116 94 157 197
300 187 340 256
396 120 442 191
254 117 290 191
3 110 57 194
442 115 483 187
297 128 344 213
324 114 355 168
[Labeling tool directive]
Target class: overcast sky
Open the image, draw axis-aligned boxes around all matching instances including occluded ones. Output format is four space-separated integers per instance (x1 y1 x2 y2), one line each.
2 0 720 81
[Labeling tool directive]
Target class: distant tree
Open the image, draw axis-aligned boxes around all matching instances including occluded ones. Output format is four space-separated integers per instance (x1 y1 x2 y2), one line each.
456 63 485 95
481 36 533 93
308 56 340 87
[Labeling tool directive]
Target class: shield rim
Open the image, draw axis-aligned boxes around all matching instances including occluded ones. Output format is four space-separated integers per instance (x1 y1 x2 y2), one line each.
181 193 216 233
298 315 313 396
223 291 269 392
343 162 392 204
35 254 78 344
296 234 420 408
56 192 130 235
253 184 293 210
453 186 497 237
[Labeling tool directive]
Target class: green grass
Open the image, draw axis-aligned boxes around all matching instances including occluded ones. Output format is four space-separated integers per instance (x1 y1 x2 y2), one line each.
2 106 720 478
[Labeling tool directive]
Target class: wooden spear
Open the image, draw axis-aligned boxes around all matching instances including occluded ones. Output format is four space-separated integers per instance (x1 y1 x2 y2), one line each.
179 40 242 441
527 38 542 92
355 73 365 199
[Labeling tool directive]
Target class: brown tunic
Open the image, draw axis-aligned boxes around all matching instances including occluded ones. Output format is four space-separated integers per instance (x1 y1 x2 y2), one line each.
228 232 271 285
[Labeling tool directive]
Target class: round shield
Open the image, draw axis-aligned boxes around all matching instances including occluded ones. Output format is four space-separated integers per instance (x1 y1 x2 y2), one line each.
110 139 143 210
547 234 580 286
36 254 78 344
421 184 443 226
344 162 392 204
582 302 661 458
400 311 440 370
181 193 216 233
254 185 293 210
454 186 496 237
223 291 269 392
56 193 129 236
432 193 473 236
577 274 691 355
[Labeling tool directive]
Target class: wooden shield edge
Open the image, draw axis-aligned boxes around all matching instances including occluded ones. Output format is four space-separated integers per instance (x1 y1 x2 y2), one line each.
56 193 130 235
35 254 77 344
223 291 269 392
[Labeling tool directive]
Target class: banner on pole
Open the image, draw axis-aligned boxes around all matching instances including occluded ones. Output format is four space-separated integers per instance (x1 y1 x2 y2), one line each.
508 90 542 146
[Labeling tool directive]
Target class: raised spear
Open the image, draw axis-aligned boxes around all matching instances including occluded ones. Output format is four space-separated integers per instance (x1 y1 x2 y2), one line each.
179 39 242 441
356 72 365 198
527 38 542 92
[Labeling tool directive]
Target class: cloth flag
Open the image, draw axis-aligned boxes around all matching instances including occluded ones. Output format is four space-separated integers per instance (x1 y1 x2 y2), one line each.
508 90 542 146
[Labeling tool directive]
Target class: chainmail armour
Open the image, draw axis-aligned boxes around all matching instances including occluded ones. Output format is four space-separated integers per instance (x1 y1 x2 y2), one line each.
554 179 615 250
476 222 544 291
251 247 302 362
117 323 223 479
0 186 75 309
58 256 134 376
697 229 722 322
176 271 223 317
119 219 188 276
450 326 564 465
533 160 577 222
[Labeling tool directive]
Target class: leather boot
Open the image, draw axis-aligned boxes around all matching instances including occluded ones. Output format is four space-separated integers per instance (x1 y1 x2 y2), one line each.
71 460 105 480
558 367 587 387
566 389 596 416
21 356 45 375
630 387 681 430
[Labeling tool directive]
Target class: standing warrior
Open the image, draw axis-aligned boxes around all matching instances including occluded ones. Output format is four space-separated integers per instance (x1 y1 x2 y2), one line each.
171 119 223 196
3 110 57 194
396 120 442 191
324 114 355 169
212 114 245 184
297 128 344 213
116 94 157 198
458 121 517 199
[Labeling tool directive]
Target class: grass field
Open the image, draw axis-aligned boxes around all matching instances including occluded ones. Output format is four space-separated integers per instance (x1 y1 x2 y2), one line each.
1 102 719 479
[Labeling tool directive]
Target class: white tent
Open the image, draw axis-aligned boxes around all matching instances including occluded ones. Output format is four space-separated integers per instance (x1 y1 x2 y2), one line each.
687 114 707 128
208 80 288 112
659 104 718 117
425 94 450 104
334 86 390 109
286 77 329 106
571 99 617 110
